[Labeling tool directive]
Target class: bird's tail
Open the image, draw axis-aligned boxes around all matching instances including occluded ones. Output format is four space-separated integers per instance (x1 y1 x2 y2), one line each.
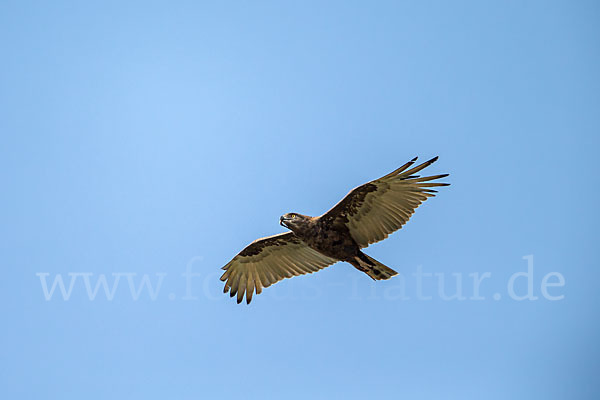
349 252 398 280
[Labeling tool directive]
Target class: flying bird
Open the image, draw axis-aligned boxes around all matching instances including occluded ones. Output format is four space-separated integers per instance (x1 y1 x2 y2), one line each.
221 156 449 304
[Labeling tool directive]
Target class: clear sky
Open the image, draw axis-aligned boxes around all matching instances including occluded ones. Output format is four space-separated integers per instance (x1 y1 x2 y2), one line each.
1 1 598 399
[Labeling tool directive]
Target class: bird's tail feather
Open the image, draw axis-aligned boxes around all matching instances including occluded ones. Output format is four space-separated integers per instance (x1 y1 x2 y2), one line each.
350 252 398 280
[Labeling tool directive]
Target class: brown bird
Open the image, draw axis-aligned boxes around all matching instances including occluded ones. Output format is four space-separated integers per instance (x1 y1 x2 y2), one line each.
220 156 449 304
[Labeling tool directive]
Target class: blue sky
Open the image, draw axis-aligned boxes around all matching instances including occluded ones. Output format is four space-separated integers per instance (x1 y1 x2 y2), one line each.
1 1 598 399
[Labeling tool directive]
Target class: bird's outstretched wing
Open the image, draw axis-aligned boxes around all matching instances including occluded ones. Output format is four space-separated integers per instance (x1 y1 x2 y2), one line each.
320 156 449 248
220 232 336 304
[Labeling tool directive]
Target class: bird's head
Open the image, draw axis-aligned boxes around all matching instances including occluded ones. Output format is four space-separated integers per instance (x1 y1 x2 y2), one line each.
280 212 310 231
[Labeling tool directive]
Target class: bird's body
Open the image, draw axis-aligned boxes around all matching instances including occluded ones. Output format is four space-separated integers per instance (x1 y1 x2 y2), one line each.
279 214 397 280
284 215 356 261
221 156 449 304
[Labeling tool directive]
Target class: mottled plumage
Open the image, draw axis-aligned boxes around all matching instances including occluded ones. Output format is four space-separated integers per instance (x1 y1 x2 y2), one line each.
221 156 449 304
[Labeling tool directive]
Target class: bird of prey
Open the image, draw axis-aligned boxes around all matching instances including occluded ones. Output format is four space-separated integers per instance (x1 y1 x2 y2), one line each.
220 156 449 304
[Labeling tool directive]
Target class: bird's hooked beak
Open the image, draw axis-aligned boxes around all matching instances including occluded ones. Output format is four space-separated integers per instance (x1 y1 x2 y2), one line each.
280 216 289 228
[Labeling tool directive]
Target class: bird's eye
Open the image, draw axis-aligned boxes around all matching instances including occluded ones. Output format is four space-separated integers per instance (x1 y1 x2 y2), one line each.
291 214 296 219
